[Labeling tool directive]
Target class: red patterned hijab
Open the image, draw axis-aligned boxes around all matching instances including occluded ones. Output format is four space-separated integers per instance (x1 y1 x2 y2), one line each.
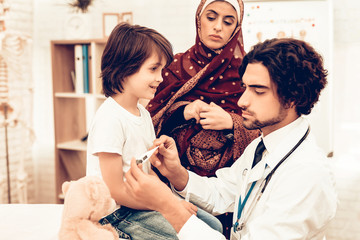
148 0 246 129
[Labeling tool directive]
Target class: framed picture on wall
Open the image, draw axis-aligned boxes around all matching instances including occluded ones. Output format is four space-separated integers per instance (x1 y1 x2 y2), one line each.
103 13 120 38
121 12 133 24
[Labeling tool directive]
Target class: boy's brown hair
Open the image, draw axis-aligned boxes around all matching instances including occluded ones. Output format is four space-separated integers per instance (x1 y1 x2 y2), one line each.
101 22 173 97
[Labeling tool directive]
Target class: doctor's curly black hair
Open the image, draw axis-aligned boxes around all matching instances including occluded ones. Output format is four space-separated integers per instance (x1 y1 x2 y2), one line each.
238 38 328 116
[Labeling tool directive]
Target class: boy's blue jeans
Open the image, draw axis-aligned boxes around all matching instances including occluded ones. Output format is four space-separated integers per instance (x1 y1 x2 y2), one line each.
99 206 223 239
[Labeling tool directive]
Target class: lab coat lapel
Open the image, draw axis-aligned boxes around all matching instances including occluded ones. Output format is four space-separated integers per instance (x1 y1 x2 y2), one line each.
239 160 266 200
247 161 266 183
237 138 262 198
265 119 310 169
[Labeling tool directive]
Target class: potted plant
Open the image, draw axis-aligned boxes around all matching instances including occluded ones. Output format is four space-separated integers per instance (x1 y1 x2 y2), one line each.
68 0 94 13
64 0 95 38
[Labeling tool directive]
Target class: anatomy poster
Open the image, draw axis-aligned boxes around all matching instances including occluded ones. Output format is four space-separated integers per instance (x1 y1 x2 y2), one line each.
242 0 333 154
242 1 331 55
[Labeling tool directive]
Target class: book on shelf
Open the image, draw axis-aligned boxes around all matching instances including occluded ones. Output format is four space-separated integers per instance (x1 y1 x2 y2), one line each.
74 44 84 94
74 44 92 94
70 70 76 90
82 44 89 93
87 44 93 94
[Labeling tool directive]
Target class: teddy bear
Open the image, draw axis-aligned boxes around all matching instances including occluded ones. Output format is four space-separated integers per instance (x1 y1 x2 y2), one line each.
58 176 119 240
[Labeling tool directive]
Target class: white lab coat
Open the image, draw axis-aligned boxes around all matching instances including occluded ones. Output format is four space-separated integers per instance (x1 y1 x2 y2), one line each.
176 117 337 240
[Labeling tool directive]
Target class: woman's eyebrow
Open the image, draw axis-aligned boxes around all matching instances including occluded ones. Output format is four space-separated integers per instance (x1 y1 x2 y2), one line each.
206 9 218 15
206 9 236 19
224 15 236 20
207 9 235 19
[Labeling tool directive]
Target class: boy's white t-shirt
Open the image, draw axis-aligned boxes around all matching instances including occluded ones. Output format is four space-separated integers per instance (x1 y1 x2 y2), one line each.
86 97 155 178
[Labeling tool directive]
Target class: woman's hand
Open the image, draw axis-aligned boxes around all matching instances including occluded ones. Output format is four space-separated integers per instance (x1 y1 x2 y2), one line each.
184 99 209 123
199 102 233 130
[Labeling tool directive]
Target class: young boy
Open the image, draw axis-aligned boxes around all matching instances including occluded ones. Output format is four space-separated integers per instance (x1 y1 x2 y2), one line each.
86 23 221 239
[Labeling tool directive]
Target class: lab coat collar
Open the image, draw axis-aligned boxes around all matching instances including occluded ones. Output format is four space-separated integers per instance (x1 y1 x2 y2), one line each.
263 117 309 170
246 117 309 183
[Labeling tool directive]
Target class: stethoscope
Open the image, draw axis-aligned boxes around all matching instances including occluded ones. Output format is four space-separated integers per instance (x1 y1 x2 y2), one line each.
233 126 310 233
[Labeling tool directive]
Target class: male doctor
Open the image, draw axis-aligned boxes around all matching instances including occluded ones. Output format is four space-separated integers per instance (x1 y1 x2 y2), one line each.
124 38 337 239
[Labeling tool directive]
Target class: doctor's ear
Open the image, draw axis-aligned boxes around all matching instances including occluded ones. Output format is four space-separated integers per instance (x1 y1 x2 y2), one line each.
284 100 296 109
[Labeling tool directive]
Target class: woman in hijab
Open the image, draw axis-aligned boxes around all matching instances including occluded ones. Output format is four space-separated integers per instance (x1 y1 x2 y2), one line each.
147 0 259 237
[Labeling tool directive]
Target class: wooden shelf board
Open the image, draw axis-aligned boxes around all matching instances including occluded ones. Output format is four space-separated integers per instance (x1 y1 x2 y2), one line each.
55 92 89 98
94 94 106 100
57 140 87 151
58 193 64 200
55 92 105 99
51 39 107 45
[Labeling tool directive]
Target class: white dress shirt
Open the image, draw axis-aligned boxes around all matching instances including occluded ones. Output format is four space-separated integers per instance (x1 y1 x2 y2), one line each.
176 117 337 240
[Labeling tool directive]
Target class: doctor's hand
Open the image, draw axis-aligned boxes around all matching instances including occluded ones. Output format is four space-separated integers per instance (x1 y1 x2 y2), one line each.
184 99 209 123
199 102 233 130
125 158 176 212
125 159 193 233
151 135 182 177
180 200 198 215
151 135 189 191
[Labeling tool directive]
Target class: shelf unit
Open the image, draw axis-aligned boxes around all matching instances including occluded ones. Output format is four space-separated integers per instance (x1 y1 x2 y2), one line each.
51 39 106 203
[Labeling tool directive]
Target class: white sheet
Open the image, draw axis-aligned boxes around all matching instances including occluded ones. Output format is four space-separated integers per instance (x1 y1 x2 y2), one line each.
0 204 63 240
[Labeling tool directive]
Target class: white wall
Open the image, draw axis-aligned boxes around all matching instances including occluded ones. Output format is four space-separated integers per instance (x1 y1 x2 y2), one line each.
332 0 360 158
326 1 360 238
